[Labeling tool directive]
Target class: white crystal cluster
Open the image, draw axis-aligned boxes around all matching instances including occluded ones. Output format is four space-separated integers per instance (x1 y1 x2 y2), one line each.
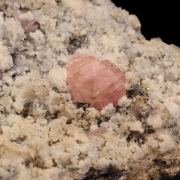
0 0 179 179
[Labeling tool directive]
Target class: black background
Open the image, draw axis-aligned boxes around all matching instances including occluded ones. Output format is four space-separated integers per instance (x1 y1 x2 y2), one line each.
112 0 180 46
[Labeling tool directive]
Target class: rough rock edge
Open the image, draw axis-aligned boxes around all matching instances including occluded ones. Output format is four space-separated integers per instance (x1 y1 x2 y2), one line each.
0 0 179 179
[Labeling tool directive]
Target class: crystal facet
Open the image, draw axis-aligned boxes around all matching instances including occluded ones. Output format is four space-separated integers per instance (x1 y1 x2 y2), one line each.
66 54 126 110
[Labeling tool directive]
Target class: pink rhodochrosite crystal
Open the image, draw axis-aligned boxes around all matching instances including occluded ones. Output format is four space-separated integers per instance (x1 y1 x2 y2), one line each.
66 54 126 110
13 10 38 33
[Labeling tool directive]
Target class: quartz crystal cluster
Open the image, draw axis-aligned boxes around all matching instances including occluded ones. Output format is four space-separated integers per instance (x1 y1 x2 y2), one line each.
0 0 179 179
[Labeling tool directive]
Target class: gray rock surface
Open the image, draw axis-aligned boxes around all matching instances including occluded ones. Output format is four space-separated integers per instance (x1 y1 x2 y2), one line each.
0 0 179 179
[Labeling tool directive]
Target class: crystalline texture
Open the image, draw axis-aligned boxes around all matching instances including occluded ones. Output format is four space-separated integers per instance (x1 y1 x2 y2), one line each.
66 54 126 110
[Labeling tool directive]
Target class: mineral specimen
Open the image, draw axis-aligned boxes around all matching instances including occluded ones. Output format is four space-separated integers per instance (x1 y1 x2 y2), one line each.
66 54 126 110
